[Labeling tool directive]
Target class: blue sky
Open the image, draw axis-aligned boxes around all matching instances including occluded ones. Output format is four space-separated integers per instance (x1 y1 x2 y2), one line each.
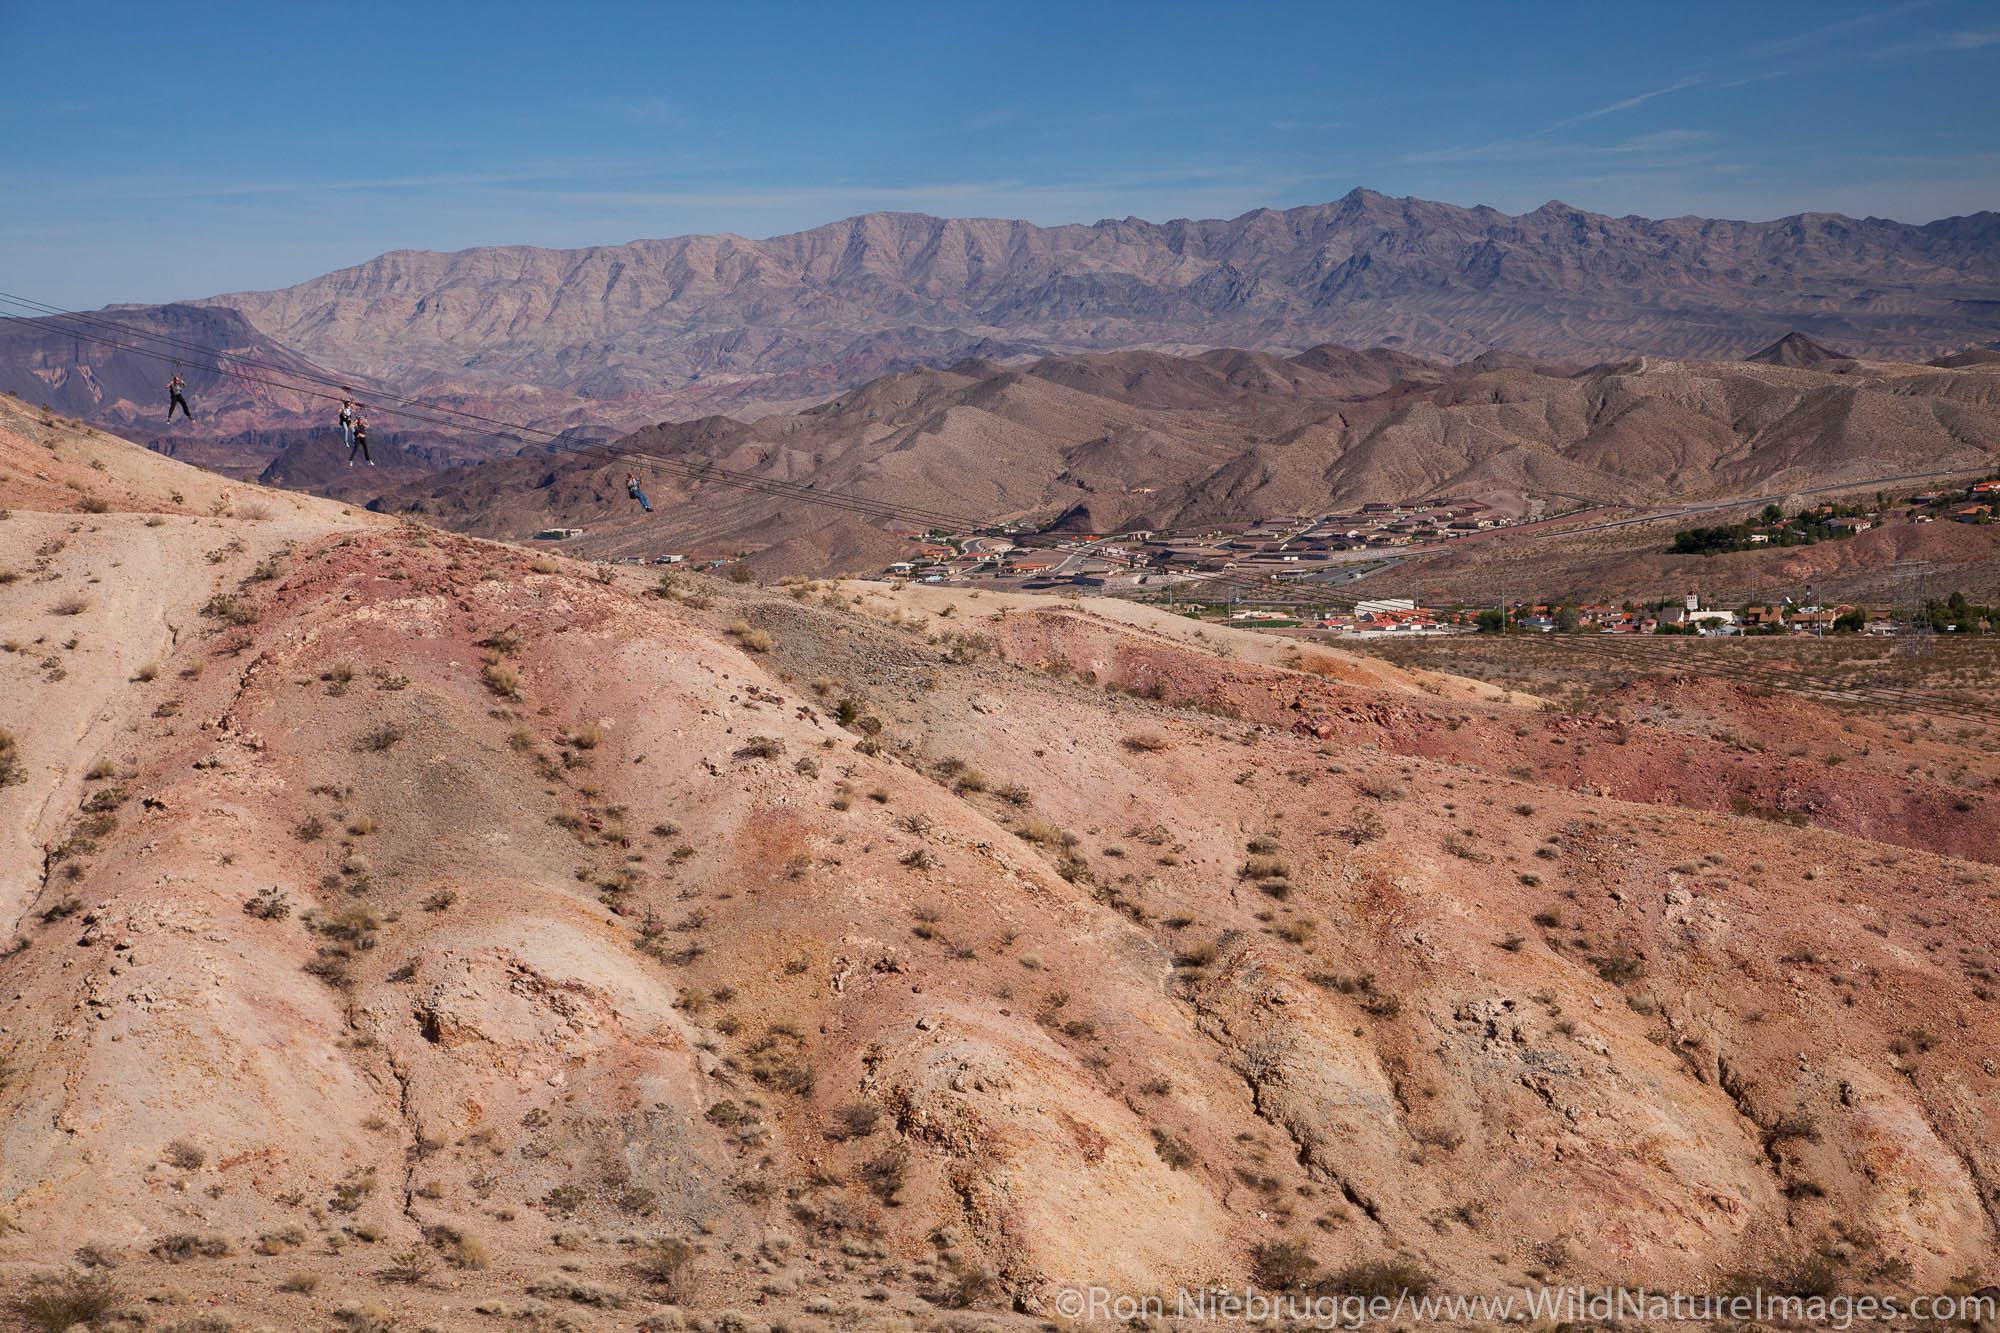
3 0 1997 306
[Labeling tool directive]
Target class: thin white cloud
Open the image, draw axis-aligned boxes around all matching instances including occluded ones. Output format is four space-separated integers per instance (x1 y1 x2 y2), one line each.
1610 129 1715 153
1713 70 1788 90
1547 75 1705 131
1735 2 1934 60
162 171 566 199
614 98 690 128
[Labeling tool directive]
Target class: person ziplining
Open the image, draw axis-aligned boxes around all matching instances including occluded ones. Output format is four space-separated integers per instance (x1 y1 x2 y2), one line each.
165 373 193 421
348 416 372 466
626 471 653 512
339 397 357 451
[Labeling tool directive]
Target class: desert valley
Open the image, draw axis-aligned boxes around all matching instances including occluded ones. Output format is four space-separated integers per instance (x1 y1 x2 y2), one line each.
7 5 2000 1328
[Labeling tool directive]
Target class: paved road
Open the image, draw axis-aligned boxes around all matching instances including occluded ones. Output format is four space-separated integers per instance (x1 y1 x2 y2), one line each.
1528 466 1994 541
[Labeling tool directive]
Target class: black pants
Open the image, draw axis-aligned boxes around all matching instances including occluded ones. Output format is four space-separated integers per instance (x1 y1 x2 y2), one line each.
349 437 371 462
167 391 192 420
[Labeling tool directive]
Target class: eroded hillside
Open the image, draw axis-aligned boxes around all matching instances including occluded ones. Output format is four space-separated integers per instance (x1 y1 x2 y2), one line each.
372 344 2000 570
2 406 1998 1330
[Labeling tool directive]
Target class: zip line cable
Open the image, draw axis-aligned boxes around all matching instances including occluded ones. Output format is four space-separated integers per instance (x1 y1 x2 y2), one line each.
0 294 984 532
0 293 980 529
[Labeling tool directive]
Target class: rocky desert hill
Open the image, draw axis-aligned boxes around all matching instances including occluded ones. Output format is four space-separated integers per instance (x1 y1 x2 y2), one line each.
187 191 2000 411
10 191 1998 490
2 399 2000 1329
368 338 2000 567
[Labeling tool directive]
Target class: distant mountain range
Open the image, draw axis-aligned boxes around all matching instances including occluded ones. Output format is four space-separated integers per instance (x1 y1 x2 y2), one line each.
361 337 2000 571
174 191 2000 426
5 189 1998 473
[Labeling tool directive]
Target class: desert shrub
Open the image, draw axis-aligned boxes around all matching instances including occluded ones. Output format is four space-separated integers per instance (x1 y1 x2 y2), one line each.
541 1183 588 1216
50 596 90 616
569 722 603 750
1324 1257 1436 1299
831 1099 881 1141
0 729 17 787
745 1025 815 1094
38 895 82 923
1122 731 1171 753
1357 774 1408 801
478 628 520 660
634 1235 698 1301
149 1232 231 1261
1151 1126 1195 1169
1733 1247 1841 1300
934 1259 997 1309
725 562 757 584
1176 939 1219 968
862 1145 909 1203
303 950 353 988
6 1268 121 1332
736 735 785 760
319 903 381 942
528 1272 628 1307
332 1303 397 1332
357 723 403 752
1593 941 1646 985
163 1138 206 1169
1341 807 1384 844
244 886 291 919
1443 832 1492 863
1239 856 1290 881
1251 1237 1319 1291
481 661 522 698
201 593 258 626
1765 1110 1821 1148
727 622 773 652
703 1099 750 1128
1277 918 1316 945
381 1246 434 1283
1015 819 1077 848
254 1225 306 1254
279 1271 322 1293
